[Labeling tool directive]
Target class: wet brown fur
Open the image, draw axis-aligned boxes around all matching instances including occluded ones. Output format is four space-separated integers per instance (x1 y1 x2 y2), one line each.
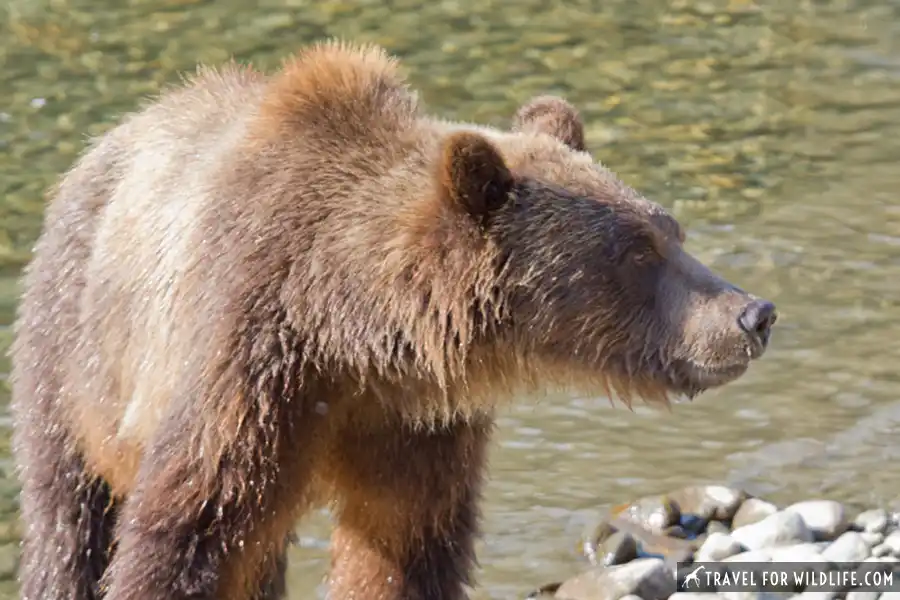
10 40 774 600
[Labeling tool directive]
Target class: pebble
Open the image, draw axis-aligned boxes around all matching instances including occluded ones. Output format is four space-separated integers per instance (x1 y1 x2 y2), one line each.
722 548 773 562
618 496 681 534
721 592 792 600
597 531 638 566
790 593 837 600
731 511 814 550
860 531 885 547
863 555 900 563
553 558 676 600
853 509 889 534
821 531 871 563
582 521 616 563
526 582 560 599
846 592 880 600
769 542 827 562
707 521 731 536
883 530 900 554
669 485 746 521
695 532 744 561
677 514 708 537
540 486 900 600
784 500 849 541
731 498 780 530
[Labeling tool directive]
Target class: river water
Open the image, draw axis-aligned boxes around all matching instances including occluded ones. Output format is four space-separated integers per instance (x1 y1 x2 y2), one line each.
1 0 900 598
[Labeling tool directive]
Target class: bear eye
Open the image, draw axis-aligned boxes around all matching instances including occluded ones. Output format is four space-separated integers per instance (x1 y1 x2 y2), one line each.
630 246 659 267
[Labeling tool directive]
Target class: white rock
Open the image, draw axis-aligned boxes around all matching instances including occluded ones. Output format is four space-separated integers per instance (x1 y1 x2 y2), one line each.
860 531 884 547
720 592 793 600
791 593 838 600
723 548 773 562
864 555 900 563
696 532 744 561
821 531 872 563
845 591 880 600
784 500 848 541
704 485 748 519
871 543 892 557
732 511 815 550
883 530 900 555
769 542 827 563
554 558 675 600
853 509 889 534
732 498 780 529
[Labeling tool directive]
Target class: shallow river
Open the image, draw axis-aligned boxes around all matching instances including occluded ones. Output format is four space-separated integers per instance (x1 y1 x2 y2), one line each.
2 0 900 598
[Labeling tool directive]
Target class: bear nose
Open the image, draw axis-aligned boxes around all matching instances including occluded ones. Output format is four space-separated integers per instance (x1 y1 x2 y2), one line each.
738 299 777 352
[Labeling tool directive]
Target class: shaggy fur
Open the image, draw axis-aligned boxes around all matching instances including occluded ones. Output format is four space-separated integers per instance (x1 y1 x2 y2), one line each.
10 40 776 600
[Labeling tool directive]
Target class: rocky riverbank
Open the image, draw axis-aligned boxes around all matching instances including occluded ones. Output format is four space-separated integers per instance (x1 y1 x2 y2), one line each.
527 485 900 600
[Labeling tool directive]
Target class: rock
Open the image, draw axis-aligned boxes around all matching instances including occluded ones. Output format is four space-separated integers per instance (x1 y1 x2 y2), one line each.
854 509 889 534
554 558 676 600
732 499 780 530
708 521 731 536
670 485 747 521
526 582 561 599
790 593 838 600
618 496 681 534
821 531 871 563
846 591 880 600
695 532 744 561
597 531 638 566
619 596 642 600
665 525 692 540
863 555 900 563
723 548 773 562
871 543 892 558
769 542 827 562
606 516 699 562
784 500 849 541
883 530 900 554
861 531 885 547
720 593 793 600
678 514 709 536
582 521 617 563
732 511 814 550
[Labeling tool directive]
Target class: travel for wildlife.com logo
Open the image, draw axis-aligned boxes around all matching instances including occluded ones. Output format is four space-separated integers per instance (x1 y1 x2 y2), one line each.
676 562 899 593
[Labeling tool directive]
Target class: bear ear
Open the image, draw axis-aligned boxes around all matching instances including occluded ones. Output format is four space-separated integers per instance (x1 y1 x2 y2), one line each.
512 95 586 152
438 131 514 222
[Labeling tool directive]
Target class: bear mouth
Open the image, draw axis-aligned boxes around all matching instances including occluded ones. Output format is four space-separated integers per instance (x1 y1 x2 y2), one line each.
669 360 750 400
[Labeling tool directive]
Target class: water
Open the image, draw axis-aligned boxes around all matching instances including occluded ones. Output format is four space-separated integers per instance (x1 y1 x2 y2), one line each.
2 0 900 597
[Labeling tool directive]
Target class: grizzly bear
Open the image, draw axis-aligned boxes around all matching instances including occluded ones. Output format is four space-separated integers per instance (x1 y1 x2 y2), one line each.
10 40 777 600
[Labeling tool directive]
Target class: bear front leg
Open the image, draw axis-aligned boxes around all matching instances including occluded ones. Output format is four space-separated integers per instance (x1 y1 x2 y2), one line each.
327 415 493 600
100 399 317 600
